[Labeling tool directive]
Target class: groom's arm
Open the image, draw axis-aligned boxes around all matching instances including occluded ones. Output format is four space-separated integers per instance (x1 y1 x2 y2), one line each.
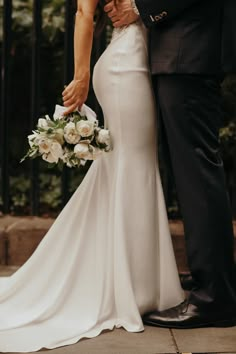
135 0 204 27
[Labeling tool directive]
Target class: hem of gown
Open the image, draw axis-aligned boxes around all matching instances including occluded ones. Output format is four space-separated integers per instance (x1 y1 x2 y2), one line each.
1 319 144 353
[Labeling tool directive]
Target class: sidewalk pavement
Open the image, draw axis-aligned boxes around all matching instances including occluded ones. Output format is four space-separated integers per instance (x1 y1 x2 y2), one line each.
4 326 236 354
1 267 236 354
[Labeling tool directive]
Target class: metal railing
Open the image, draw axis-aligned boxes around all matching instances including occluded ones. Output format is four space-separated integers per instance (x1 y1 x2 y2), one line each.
1 0 12 214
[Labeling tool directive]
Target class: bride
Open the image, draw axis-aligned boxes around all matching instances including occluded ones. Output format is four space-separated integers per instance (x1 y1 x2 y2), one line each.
0 0 184 352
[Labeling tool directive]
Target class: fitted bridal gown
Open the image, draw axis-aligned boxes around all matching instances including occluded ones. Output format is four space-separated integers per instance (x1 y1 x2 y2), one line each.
0 21 184 352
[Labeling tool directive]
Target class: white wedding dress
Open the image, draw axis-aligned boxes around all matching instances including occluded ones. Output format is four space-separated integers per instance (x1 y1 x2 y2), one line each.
0 21 184 352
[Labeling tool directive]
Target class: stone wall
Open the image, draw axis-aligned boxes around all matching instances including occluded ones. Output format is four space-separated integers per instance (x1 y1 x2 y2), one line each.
0 216 235 273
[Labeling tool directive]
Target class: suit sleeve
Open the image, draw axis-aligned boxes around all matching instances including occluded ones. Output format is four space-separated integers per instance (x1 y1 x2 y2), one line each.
135 0 204 27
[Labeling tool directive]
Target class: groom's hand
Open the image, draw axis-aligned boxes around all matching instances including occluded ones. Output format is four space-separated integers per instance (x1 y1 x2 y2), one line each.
104 0 139 28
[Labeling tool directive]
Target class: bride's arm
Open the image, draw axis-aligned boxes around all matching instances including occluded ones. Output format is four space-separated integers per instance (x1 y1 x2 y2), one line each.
62 0 98 114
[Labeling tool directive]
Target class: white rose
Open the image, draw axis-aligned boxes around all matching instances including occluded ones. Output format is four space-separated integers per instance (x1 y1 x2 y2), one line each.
53 104 67 120
64 122 81 144
41 141 63 164
34 133 47 146
50 141 63 161
76 120 94 137
96 129 110 146
42 152 58 164
38 118 48 129
74 143 91 160
38 138 51 154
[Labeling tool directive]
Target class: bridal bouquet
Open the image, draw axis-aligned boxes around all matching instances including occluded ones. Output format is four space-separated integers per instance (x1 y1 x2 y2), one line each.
21 104 112 168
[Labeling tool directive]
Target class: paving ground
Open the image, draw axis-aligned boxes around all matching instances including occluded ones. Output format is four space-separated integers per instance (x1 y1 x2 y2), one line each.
3 326 236 354
1 267 236 354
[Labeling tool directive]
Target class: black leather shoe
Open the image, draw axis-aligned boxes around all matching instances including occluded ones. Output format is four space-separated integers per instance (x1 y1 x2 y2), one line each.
179 273 195 291
143 300 236 329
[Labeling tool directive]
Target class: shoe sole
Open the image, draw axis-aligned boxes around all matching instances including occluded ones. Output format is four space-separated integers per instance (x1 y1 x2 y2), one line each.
143 318 236 329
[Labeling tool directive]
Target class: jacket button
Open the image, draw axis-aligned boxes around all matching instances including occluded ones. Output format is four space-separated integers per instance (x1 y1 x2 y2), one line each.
154 11 168 22
155 15 162 21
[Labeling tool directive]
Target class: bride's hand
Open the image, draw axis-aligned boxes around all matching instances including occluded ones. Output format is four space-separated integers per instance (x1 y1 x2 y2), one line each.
62 76 90 115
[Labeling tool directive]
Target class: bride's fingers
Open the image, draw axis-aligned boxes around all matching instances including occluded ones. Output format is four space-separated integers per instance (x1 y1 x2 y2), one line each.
63 86 78 99
63 96 74 106
63 96 78 107
64 101 79 113
63 101 82 115
62 92 70 101
63 106 75 115
62 85 72 96
64 92 85 105
62 81 75 95
62 90 72 100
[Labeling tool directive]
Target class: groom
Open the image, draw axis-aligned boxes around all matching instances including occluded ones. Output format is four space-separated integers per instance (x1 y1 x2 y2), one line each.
104 0 236 328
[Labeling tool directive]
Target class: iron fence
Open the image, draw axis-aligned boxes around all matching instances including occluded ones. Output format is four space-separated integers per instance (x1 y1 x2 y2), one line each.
0 0 236 218
1 0 12 214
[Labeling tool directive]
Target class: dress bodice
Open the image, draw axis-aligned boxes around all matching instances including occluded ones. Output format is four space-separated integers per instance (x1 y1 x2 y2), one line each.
111 20 148 44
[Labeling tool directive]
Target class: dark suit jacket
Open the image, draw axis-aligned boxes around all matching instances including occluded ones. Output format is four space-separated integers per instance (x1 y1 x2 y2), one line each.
135 0 236 74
